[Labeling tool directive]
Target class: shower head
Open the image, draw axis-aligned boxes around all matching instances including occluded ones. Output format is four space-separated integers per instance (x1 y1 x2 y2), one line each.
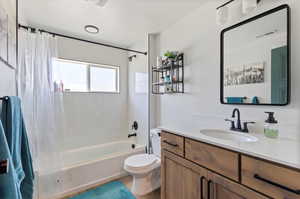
129 55 137 62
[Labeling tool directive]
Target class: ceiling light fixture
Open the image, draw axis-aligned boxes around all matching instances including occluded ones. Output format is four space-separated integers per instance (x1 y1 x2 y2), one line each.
216 0 261 25
97 0 109 7
85 0 109 7
85 25 100 34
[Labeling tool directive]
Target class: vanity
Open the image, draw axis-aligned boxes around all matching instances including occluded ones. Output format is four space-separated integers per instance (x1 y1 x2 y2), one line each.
160 129 300 199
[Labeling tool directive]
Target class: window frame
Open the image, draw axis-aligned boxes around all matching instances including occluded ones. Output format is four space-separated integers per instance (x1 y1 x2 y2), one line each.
54 58 120 94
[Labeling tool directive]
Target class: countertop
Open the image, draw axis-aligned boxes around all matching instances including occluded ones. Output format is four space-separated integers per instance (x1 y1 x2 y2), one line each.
158 125 300 170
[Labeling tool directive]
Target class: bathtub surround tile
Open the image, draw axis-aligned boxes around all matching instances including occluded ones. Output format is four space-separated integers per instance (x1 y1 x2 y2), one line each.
68 181 136 199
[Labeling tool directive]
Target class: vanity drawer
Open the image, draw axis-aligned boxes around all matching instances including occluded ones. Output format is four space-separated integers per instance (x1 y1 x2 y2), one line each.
185 138 239 181
161 132 184 157
242 156 300 199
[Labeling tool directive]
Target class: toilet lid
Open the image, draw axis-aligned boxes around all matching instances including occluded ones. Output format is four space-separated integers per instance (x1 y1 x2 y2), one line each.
125 154 158 170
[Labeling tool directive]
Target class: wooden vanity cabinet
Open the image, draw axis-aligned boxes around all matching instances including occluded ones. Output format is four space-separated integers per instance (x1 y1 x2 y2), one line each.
161 131 300 199
161 131 184 157
161 150 208 199
161 149 268 199
185 138 239 181
241 156 300 199
207 171 269 199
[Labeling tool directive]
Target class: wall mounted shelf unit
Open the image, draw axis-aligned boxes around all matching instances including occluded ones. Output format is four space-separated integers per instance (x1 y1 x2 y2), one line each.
152 53 184 94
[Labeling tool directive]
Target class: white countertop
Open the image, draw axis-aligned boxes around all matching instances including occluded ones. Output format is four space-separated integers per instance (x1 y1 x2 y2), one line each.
158 125 300 170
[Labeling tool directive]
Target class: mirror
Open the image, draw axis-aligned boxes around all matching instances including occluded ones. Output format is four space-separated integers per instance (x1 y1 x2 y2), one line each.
221 5 290 106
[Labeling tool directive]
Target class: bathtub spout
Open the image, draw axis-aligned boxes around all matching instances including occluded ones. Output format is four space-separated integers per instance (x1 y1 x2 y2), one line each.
128 133 137 138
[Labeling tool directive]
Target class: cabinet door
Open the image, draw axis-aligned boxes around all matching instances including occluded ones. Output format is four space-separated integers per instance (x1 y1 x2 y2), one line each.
208 172 269 199
161 150 207 199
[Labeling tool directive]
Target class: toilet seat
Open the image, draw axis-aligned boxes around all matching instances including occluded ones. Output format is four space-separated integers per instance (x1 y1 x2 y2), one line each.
124 154 160 174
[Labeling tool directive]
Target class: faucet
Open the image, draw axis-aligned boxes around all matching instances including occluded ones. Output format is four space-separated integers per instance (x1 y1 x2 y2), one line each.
232 108 242 130
128 121 138 138
225 108 255 133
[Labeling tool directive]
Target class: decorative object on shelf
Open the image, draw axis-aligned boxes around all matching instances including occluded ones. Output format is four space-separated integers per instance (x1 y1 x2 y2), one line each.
152 53 184 94
156 56 162 68
216 0 261 25
164 75 171 83
0 0 17 69
164 51 179 59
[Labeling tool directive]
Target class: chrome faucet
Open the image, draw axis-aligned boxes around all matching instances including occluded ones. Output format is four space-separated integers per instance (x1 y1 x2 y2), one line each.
225 108 255 133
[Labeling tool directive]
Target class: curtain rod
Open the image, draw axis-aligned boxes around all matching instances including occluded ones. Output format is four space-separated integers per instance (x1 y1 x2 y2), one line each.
216 0 261 10
18 24 148 56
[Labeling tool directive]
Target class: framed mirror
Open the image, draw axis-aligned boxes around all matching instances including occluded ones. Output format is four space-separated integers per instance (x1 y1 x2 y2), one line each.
221 5 290 106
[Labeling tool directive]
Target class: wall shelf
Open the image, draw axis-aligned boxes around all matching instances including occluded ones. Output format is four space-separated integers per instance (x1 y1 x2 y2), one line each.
152 53 184 94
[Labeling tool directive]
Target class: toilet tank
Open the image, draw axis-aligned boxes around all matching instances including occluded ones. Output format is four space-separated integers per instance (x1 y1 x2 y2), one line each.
150 129 161 157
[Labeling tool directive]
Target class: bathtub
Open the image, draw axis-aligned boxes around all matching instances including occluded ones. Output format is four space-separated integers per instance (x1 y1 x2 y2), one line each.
38 140 145 199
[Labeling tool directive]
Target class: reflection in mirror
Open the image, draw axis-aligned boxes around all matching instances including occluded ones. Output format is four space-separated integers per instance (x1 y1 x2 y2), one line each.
221 5 289 105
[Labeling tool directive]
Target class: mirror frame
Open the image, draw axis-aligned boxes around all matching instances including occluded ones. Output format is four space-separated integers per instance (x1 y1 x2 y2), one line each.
220 4 290 106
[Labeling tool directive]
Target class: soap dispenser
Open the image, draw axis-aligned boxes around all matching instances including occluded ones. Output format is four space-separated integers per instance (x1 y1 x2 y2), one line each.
264 112 279 138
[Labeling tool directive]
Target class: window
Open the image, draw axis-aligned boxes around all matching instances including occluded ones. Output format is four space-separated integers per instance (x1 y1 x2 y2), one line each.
53 59 119 93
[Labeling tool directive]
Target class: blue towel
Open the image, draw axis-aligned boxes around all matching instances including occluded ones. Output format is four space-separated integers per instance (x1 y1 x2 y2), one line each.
226 97 244 104
252 96 260 104
0 120 21 199
1 97 34 199
69 181 136 199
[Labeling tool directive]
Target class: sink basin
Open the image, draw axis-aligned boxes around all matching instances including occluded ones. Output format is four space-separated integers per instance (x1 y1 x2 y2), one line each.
200 129 258 143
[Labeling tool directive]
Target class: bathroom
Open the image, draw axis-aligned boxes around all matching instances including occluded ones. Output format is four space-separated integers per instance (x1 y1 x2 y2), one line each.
0 0 299 199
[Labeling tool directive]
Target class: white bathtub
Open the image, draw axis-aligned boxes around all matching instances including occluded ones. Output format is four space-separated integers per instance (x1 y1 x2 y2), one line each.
38 140 145 199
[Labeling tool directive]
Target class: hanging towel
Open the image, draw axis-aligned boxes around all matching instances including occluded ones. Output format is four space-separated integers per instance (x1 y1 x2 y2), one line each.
1 97 34 199
226 97 245 104
0 119 21 199
252 96 260 104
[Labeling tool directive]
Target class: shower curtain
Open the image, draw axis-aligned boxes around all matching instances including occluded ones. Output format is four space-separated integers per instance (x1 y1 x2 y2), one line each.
17 29 65 199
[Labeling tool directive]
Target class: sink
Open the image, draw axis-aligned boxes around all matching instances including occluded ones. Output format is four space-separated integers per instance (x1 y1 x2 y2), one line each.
200 129 258 143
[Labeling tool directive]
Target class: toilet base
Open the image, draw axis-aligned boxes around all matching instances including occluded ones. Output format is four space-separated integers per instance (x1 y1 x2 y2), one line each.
130 167 161 196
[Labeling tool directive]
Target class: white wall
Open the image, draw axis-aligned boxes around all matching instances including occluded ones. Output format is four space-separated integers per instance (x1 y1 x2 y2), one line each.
157 0 300 140
57 37 129 151
0 0 17 98
0 62 16 97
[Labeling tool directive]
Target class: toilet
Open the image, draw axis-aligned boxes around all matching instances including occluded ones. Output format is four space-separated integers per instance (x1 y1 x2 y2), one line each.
124 129 161 196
